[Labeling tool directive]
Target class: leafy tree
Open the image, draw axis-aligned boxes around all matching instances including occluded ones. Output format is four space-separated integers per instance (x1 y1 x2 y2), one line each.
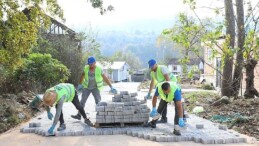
111 51 142 70
0 0 63 69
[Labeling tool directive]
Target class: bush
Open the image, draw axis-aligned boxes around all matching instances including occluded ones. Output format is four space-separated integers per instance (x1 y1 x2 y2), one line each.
201 84 215 90
15 53 70 92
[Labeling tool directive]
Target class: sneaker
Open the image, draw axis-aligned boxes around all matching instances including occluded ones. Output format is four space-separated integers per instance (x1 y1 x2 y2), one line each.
144 122 156 128
84 118 94 127
71 114 81 120
157 117 167 123
173 129 181 136
57 123 66 131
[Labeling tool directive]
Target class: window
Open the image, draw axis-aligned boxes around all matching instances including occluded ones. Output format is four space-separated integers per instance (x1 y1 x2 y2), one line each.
173 65 177 71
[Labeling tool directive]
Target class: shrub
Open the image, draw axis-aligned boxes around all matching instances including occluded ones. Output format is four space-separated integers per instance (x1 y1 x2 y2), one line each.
201 84 215 90
15 53 70 92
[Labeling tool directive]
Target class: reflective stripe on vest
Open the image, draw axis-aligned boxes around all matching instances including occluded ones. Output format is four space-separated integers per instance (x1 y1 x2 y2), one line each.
46 83 75 104
82 65 103 90
151 65 177 85
157 81 180 102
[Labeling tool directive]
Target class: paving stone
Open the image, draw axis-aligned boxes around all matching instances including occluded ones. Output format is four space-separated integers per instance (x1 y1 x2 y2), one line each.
120 91 129 95
123 95 130 98
114 107 123 112
105 107 115 112
96 106 105 112
129 92 138 97
150 135 156 141
98 111 107 116
97 101 107 106
137 132 144 138
132 131 138 137
144 134 150 139
214 138 225 144
29 122 41 128
201 138 214 144
126 130 132 135
107 112 115 116
196 124 204 129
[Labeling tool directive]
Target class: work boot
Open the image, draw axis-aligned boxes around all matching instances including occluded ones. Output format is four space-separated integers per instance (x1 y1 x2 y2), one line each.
173 129 181 136
57 123 66 131
84 118 94 127
144 121 156 128
157 117 167 124
71 114 81 120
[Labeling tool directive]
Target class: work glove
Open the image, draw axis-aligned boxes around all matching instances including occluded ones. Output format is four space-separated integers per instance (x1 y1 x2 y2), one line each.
178 118 185 127
145 93 151 100
149 107 158 117
47 111 53 120
47 125 55 135
109 87 117 94
77 84 83 92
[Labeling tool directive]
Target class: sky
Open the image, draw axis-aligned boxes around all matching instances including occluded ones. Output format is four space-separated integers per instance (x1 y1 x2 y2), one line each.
56 0 225 29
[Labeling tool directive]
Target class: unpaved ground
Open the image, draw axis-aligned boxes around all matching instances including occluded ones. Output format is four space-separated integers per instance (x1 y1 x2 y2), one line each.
183 92 259 140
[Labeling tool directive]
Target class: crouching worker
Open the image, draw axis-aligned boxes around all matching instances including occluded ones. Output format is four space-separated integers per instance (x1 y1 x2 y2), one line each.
43 83 93 135
145 81 185 135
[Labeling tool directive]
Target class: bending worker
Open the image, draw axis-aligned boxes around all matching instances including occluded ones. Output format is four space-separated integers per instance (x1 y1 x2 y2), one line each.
145 81 185 136
43 83 93 135
145 59 177 123
71 56 117 120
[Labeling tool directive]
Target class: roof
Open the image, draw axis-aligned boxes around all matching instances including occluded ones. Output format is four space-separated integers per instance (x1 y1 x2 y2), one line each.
168 58 202 65
96 61 130 70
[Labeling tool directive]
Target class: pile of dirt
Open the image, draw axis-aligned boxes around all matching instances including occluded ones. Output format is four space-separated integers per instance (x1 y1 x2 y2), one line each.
184 92 259 140
0 91 43 133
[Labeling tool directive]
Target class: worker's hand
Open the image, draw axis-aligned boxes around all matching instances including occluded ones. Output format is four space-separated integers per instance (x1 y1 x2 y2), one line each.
178 118 185 127
47 111 53 120
145 93 151 100
109 87 117 94
47 125 55 135
77 84 83 91
150 107 158 117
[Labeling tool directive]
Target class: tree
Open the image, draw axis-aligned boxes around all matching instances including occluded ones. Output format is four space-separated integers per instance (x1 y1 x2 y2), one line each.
232 0 245 97
221 0 235 97
111 51 142 70
0 0 63 69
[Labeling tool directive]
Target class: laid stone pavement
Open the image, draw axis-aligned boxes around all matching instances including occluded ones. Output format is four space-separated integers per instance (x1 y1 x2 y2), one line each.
20 82 251 144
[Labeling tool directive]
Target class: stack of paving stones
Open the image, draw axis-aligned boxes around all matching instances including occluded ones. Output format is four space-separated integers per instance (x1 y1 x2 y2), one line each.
95 91 150 125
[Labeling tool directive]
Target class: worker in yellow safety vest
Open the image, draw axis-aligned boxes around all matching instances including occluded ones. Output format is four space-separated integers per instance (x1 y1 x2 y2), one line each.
42 83 93 135
145 81 185 136
145 59 177 123
71 56 117 120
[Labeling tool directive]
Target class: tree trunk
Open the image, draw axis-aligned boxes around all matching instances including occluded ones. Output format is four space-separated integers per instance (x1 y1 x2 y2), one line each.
232 0 245 97
222 0 235 97
244 59 259 98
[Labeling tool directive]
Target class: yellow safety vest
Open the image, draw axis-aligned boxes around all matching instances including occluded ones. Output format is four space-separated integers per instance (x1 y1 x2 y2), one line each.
150 65 177 85
82 65 103 90
157 81 180 102
46 83 75 104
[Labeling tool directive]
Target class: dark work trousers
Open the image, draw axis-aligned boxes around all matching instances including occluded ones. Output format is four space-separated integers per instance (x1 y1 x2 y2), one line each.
151 98 182 125
57 91 87 124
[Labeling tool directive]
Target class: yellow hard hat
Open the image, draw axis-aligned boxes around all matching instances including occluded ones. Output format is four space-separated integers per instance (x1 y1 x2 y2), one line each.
43 91 57 106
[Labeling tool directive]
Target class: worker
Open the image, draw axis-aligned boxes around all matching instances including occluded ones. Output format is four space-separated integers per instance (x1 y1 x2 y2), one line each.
71 56 117 120
145 59 177 123
43 83 93 135
145 81 185 136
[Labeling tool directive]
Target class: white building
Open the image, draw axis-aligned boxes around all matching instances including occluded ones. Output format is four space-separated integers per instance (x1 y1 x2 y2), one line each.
96 61 130 82
167 58 204 76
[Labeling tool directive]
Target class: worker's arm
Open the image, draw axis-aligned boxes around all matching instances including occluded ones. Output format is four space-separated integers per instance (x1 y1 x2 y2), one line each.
148 79 155 94
79 72 85 84
174 90 183 118
52 96 65 127
164 74 170 81
102 74 112 88
152 87 159 107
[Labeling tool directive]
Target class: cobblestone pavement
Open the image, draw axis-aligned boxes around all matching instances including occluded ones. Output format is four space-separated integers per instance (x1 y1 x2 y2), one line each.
17 83 259 145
